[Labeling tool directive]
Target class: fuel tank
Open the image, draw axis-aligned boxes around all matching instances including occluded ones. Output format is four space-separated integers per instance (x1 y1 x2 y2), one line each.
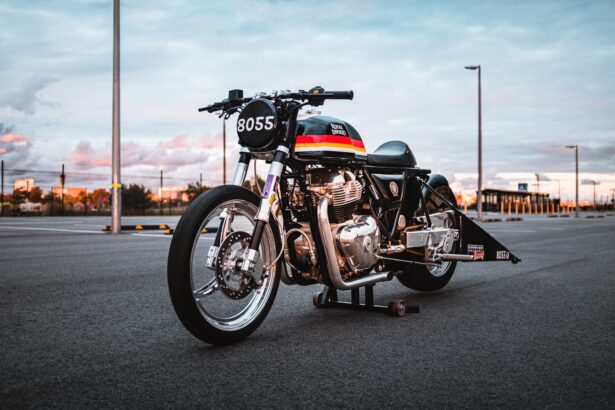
294 115 367 163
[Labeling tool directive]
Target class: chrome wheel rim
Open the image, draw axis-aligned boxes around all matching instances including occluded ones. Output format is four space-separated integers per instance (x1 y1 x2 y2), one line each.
189 199 276 332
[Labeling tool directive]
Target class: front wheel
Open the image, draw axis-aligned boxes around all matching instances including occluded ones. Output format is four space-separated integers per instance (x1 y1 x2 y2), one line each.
167 185 281 345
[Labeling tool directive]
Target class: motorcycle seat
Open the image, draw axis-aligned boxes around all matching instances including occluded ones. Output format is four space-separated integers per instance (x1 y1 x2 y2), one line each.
367 141 417 167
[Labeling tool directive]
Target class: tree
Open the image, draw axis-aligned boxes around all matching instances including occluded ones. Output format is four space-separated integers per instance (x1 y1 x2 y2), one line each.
122 184 154 214
91 188 110 209
29 186 44 202
184 182 210 203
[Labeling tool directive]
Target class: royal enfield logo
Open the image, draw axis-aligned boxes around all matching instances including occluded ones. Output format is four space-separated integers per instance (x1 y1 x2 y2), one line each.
389 181 399 197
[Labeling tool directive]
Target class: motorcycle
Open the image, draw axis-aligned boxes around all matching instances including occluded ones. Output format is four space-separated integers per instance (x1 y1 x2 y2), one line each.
167 87 520 345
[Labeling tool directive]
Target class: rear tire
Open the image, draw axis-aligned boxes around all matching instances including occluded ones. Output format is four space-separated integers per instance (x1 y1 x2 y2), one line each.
167 185 281 345
397 175 458 292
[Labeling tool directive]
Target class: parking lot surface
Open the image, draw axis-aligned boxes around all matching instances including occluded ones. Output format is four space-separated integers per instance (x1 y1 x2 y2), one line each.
1 215 614 408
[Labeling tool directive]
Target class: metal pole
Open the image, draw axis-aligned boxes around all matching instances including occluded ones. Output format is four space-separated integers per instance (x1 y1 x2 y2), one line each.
223 119 227 185
1 159 3 217
575 146 579 218
111 0 122 233
61 163 65 216
465 65 482 219
592 182 597 209
477 66 482 220
535 173 540 194
160 169 163 216
200 172 203 188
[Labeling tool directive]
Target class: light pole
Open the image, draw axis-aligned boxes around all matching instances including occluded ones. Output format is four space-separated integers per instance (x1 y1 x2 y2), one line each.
535 173 540 193
565 145 579 218
465 65 482 220
587 180 599 208
111 0 122 233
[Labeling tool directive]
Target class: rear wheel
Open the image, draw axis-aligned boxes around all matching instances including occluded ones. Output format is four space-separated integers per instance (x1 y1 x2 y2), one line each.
167 185 281 345
397 175 458 292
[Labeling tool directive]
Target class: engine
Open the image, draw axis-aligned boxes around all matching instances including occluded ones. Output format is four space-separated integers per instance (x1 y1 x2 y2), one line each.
287 168 380 280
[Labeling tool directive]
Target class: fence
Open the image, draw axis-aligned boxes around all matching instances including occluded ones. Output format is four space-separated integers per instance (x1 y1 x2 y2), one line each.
0 160 252 217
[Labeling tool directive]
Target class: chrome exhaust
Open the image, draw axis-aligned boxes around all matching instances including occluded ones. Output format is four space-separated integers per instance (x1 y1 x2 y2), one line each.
317 197 392 290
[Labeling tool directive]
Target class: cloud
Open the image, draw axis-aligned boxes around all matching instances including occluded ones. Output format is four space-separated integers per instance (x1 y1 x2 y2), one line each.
0 77 59 115
157 134 190 149
65 133 229 174
0 124 33 163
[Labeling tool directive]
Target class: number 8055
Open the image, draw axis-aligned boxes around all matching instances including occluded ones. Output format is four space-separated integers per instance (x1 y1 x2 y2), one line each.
237 116 276 132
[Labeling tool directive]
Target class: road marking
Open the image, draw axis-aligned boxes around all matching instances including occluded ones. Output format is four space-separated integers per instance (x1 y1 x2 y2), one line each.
0 226 104 234
131 233 171 238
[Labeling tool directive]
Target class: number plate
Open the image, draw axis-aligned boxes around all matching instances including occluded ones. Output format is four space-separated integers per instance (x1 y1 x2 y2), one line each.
236 99 279 151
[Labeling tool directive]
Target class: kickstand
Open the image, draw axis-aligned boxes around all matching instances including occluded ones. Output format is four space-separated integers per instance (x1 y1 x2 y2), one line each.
312 285 419 317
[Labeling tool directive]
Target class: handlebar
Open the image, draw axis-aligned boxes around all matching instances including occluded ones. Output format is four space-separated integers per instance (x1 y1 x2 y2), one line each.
198 87 353 113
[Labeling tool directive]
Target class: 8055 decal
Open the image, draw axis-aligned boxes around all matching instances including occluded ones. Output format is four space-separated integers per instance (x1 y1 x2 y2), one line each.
237 116 275 132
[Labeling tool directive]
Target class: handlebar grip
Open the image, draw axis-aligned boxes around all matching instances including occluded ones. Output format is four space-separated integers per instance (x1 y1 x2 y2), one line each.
326 90 354 100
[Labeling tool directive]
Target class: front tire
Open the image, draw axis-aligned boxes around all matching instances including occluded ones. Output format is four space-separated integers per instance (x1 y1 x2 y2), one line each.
397 175 458 292
167 185 281 345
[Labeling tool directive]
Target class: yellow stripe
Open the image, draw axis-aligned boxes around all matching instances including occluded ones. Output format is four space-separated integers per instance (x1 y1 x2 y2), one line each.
111 183 122 188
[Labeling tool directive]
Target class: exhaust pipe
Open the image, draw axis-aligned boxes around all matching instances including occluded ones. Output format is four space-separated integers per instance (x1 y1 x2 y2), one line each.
317 197 392 290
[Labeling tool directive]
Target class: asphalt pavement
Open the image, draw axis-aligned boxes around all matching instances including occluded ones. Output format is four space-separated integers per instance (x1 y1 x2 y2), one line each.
1 215 614 408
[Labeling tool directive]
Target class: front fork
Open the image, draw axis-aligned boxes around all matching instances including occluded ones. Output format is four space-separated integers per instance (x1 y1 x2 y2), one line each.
205 146 289 280
205 150 251 270
240 146 289 278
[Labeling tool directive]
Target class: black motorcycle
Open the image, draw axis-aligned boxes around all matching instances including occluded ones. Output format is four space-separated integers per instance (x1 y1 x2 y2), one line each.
168 87 519 345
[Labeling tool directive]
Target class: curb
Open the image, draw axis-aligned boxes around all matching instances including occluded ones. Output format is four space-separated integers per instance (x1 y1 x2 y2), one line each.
102 224 169 232
164 227 218 235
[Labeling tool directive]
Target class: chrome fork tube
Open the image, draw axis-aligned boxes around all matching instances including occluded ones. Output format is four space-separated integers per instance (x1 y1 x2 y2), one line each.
317 196 392 290
232 149 251 186
240 145 289 275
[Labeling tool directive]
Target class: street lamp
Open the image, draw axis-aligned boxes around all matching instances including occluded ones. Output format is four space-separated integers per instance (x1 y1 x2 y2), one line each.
585 180 599 208
465 65 482 220
565 145 579 218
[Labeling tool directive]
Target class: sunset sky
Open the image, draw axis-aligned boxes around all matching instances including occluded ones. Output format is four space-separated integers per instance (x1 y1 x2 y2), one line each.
1 0 614 202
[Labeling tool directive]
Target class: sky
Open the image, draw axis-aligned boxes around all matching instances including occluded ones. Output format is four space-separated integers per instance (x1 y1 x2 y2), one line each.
1 0 614 202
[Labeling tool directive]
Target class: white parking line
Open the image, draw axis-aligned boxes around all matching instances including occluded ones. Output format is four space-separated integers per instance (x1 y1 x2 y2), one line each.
0 226 104 234
131 233 171 238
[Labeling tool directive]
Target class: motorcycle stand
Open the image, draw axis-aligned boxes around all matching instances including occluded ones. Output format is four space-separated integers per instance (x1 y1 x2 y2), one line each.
313 285 419 317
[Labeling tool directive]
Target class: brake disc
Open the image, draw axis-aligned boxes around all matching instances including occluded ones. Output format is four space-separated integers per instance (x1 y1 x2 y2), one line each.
215 231 255 300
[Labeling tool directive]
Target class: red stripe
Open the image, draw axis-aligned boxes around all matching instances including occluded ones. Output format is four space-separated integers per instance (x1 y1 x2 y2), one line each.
296 134 365 148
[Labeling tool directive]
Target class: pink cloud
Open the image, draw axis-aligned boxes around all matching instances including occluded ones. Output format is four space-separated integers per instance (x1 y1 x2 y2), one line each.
0 133 31 144
196 135 223 149
157 134 190 149
65 133 230 172
65 141 111 167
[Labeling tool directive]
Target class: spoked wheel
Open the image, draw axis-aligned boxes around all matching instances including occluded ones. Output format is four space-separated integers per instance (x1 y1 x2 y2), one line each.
397 175 459 292
168 185 281 345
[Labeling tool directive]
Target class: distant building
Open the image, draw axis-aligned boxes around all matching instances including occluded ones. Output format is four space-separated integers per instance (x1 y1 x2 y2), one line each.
481 188 554 212
52 186 87 198
13 178 35 193
158 186 188 202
